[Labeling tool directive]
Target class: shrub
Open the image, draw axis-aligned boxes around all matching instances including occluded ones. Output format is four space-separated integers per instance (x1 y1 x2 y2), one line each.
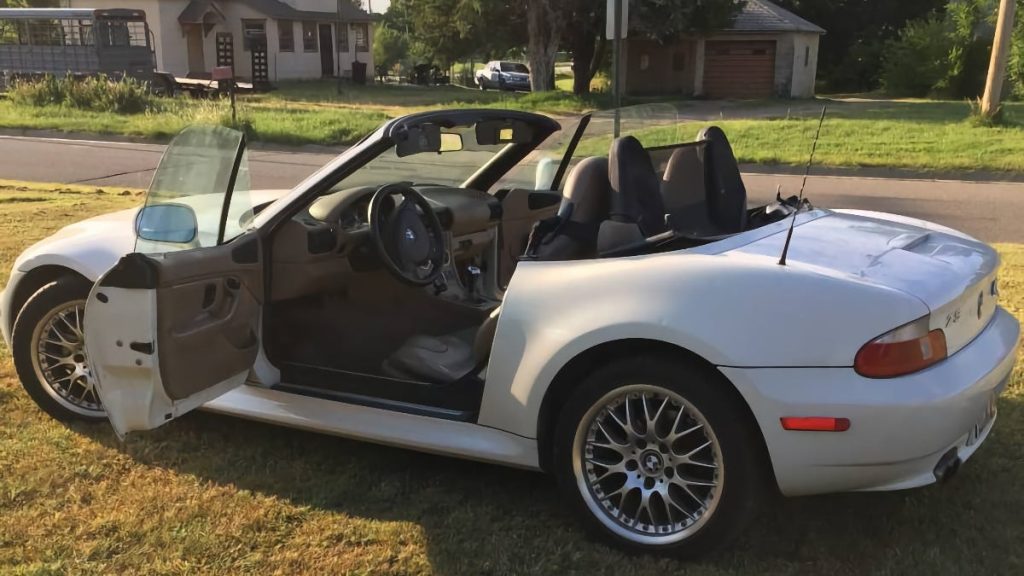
881 0 994 99
8 75 63 107
6 74 152 113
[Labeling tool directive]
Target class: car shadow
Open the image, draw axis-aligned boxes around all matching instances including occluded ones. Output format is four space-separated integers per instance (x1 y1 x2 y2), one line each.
75 389 1024 576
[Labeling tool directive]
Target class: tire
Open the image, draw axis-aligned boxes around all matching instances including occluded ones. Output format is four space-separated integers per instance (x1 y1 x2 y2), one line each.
552 355 763 557
12 276 106 422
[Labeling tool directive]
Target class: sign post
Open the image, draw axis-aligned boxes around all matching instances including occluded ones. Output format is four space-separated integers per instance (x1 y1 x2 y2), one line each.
607 0 628 137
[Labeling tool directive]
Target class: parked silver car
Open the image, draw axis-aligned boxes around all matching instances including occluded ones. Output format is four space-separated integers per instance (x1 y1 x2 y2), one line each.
475 60 531 91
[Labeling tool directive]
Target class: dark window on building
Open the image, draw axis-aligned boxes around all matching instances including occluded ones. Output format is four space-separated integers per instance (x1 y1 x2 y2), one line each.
302 21 317 52
353 23 368 52
242 19 265 52
278 19 294 52
337 23 349 52
672 51 687 72
804 45 810 67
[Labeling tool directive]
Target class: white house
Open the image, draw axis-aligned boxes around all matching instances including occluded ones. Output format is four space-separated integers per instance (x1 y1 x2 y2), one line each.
66 0 377 82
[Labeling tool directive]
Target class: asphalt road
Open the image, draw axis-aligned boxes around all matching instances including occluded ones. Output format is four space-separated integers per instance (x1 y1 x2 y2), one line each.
2 134 1022 243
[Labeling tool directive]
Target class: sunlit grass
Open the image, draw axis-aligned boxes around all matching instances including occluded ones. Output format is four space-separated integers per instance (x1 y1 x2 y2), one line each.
0 185 1021 574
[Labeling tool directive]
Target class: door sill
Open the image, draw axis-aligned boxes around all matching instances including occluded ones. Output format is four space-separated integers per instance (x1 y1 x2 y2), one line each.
275 362 484 422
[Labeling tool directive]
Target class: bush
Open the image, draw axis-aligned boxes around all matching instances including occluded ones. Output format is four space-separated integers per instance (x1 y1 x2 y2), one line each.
881 0 994 99
880 17 951 97
7 74 152 113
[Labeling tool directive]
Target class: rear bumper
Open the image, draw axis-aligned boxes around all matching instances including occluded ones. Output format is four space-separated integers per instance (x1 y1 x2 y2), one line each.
721 306 1020 497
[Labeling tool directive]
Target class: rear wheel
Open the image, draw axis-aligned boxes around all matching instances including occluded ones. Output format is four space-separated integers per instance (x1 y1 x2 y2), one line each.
12 276 106 422
552 356 762 557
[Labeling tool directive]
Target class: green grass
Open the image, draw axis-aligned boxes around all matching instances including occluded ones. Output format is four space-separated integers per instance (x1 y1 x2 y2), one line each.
0 183 1022 574
576 99 1024 172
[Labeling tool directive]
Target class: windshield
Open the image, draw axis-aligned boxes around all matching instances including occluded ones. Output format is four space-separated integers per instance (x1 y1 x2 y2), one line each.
500 62 529 74
136 125 251 253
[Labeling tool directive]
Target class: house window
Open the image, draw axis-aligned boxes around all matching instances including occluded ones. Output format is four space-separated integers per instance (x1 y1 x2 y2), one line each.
242 19 265 52
353 23 368 52
804 45 810 67
278 20 294 52
302 21 317 52
337 23 349 53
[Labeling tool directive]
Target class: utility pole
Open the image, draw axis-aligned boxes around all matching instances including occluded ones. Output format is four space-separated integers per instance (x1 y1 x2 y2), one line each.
980 0 1016 119
612 0 623 137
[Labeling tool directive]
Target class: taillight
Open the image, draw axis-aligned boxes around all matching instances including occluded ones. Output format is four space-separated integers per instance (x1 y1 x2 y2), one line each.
854 316 947 378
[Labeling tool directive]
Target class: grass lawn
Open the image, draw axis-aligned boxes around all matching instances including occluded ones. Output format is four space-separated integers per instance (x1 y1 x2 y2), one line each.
576 99 1024 172
0 182 1022 574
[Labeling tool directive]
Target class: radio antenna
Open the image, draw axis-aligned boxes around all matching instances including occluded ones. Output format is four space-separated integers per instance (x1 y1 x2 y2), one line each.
778 105 827 266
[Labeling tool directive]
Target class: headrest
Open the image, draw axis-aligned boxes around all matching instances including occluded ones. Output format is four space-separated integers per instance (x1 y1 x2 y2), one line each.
608 136 666 236
697 126 747 232
561 156 610 223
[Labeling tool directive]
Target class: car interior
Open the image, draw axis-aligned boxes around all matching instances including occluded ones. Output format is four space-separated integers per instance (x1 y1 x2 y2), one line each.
254 111 801 421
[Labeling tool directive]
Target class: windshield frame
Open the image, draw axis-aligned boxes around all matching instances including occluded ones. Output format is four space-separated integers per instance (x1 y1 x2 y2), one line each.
253 109 563 232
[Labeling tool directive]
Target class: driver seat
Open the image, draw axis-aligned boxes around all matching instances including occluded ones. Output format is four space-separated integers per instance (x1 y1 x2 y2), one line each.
381 306 501 384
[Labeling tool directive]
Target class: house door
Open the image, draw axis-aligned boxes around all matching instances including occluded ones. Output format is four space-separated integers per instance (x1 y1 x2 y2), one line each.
216 32 234 70
318 24 334 77
186 26 206 75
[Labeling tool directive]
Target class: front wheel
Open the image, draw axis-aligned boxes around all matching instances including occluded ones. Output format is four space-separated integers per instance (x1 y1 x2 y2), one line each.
552 356 763 557
12 276 106 422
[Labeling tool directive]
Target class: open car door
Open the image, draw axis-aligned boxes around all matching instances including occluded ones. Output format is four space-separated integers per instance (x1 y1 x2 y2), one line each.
84 126 263 438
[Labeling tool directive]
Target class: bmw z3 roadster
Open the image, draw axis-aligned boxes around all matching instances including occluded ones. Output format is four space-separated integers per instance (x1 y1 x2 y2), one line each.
2 108 1018 556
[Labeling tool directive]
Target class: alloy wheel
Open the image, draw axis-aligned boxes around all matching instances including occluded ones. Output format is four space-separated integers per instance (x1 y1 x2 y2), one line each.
572 384 724 545
29 300 104 416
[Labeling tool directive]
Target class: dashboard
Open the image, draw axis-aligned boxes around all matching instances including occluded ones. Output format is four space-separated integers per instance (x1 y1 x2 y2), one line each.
269 184 502 302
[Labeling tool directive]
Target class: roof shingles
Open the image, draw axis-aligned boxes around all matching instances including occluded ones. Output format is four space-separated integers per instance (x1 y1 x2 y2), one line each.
728 0 825 34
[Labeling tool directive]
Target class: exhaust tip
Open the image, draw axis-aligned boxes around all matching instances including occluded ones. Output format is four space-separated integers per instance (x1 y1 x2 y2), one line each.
933 448 962 483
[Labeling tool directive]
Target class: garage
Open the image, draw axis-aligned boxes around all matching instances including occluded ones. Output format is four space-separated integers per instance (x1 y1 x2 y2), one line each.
702 40 776 99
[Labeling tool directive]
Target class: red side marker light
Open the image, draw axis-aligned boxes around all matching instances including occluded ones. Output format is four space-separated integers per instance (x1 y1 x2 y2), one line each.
780 417 851 432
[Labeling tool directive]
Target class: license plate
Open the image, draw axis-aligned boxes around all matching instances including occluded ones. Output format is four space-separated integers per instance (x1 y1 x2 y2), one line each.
966 394 998 447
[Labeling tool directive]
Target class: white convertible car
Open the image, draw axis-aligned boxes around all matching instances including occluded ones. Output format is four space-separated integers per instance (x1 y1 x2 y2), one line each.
1 108 1018 556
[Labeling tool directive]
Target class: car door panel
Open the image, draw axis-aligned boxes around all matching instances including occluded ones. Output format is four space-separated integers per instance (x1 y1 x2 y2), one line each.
87 233 263 436
154 237 262 400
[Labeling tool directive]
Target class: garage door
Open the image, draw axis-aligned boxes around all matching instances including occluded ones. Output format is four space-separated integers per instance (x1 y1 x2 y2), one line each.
703 40 776 99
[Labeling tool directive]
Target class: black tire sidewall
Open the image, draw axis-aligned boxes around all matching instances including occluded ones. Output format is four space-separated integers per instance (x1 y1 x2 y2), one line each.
12 275 106 422
552 355 762 557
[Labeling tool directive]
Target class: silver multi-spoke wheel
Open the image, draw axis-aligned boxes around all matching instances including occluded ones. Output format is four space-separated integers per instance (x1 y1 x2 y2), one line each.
29 300 103 416
572 384 724 546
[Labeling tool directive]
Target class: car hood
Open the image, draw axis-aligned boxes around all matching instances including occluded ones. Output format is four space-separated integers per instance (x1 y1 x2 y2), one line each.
13 189 289 280
731 209 1000 355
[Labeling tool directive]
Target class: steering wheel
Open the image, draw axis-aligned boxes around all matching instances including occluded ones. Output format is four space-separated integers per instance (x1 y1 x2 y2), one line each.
368 183 446 286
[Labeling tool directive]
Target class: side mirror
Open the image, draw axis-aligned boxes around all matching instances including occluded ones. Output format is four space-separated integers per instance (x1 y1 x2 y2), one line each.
439 133 464 153
136 203 198 244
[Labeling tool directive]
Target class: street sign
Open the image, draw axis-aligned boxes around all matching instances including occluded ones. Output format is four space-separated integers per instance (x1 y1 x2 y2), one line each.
606 0 628 40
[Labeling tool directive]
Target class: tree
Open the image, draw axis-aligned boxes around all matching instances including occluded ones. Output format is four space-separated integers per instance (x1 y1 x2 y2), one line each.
526 0 560 91
981 0 1017 116
373 25 408 75
386 0 524 67
776 0 948 91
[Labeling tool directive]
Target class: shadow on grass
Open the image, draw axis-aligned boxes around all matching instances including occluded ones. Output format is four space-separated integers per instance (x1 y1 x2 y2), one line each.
69 388 1024 576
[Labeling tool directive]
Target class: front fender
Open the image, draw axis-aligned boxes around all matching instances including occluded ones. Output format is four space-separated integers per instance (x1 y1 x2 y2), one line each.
479 250 928 438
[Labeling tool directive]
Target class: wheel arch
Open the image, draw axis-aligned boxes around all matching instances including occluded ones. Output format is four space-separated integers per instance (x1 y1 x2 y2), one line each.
8 265 91 331
534 338 778 490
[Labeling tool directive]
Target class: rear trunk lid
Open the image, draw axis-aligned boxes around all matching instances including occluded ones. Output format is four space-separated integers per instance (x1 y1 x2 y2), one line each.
732 210 1000 355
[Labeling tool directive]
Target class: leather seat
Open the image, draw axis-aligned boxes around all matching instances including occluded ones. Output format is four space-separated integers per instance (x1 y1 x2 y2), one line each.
597 136 668 253
661 126 748 236
382 306 500 384
527 156 611 261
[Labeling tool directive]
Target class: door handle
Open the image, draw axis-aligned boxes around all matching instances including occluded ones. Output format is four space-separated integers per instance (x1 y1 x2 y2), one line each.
225 277 241 291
